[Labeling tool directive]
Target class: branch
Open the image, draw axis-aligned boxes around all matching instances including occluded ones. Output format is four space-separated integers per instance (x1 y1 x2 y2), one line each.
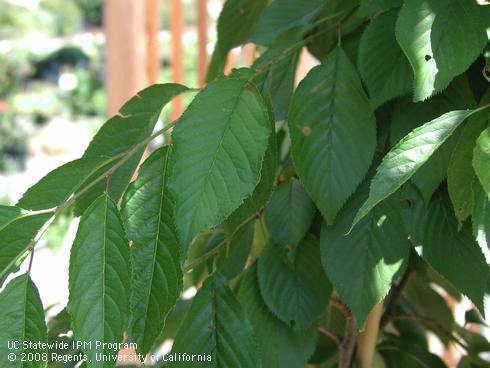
358 302 383 368
380 268 414 327
318 326 342 346
338 315 358 368
330 297 351 317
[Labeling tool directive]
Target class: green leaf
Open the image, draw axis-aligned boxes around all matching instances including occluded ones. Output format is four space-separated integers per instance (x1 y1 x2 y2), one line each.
396 0 489 101
264 179 316 247
448 110 488 225
258 235 331 330
252 29 302 121
169 76 270 248
358 9 412 108
379 336 446 368
352 108 483 229
224 70 278 231
0 274 47 368
169 273 259 368
358 0 402 16
217 221 254 280
473 127 490 195
238 264 317 368
0 210 52 282
75 83 188 215
289 47 376 224
68 194 131 367
17 157 105 211
321 180 409 326
390 77 475 203
404 274 454 344
206 0 268 81
250 0 325 46
472 179 490 260
406 194 489 312
121 147 182 356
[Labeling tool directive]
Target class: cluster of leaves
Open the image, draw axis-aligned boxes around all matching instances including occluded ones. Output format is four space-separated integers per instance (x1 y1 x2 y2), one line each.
1 0 490 367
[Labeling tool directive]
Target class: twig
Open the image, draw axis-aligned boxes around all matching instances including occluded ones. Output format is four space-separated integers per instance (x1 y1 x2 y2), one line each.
318 326 342 345
380 268 414 327
183 214 257 272
358 302 383 368
331 297 351 317
27 247 35 275
338 315 358 368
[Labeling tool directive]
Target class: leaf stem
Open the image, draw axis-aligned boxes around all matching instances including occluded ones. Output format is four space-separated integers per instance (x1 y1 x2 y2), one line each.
183 213 257 272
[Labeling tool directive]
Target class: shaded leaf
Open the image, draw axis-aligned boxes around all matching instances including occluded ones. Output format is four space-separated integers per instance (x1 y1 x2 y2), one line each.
264 179 316 247
472 179 490 261
0 274 47 368
121 147 182 356
169 77 270 248
448 106 488 224
396 0 489 101
358 9 412 108
250 0 325 46
406 194 489 312
238 264 317 368
321 180 409 326
258 235 331 330
217 221 254 280
68 194 131 367
473 127 490 194
169 273 259 368
206 0 268 81
289 47 376 224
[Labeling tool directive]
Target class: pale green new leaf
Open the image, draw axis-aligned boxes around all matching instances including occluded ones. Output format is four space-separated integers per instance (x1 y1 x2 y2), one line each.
396 0 489 101
358 9 412 108
321 180 409 326
473 127 490 195
169 273 259 368
121 147 182 356
448 110 488 225
352 108 482 229
264 179 316 247
473 179 490 259
407 195 489 312
207 0 268 81
75 83 188 215
258 235 332 330
68 194 131 367
169 77 270 248
250 0 325 46
238 265 317 368
17 157 105 211
289 47 376 224
0 274 47 368
0 209 52 282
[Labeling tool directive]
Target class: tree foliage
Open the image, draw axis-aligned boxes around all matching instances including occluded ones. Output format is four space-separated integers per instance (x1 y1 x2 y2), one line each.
1 1 489 367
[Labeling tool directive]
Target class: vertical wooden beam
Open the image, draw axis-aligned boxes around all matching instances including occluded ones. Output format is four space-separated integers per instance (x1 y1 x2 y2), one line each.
170 0 184 120
105 0 147 116
146 0 160 85
197 0 208 87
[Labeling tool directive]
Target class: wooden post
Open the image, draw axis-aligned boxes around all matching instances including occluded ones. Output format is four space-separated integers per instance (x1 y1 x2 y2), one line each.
105 0 147 116
197 0 208 87
170 0 184 120
146 0 160 85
